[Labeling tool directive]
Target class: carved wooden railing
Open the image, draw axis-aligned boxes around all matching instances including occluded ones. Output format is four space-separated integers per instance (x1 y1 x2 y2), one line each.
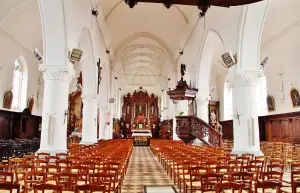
176 116 222 147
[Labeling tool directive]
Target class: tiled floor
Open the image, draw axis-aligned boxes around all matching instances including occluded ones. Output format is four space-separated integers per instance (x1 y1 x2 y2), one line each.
121 147 174 193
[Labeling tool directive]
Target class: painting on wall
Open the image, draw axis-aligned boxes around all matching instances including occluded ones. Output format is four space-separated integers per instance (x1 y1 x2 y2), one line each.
3 90 13 109
267 95 275 111
290 88 300 107
134 103 147 117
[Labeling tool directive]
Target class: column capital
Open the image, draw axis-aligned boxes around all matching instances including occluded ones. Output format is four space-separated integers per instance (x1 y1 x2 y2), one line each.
39 64 75 83
82 94 98 103
231 70 263 87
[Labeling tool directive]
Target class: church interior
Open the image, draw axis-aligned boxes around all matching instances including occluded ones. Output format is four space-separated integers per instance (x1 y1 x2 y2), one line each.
0 0 300 192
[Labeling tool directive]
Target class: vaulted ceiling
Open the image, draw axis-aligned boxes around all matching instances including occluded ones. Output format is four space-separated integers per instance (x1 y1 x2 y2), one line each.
101 0 195 88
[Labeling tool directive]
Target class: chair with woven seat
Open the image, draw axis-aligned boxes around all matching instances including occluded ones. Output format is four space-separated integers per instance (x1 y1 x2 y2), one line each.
196 173 223 193
261 171 284 182
185 166 207 193
24 171 46 193
231 172 253 193
75 184 106 193
216 182 244 193
281 170 300 193
56 172 78 192
34 183 62 193
0 171 13 183
0 182 20 193
254 180 281 193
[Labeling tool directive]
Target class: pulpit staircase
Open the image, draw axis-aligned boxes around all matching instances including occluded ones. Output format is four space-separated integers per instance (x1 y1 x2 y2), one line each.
176 116 222 147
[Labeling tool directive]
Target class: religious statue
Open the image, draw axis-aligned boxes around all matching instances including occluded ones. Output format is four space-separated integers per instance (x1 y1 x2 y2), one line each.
267 95 275 111
97 58 102 94
291 88 300 107
126 103 130 114
3 89 13 109
27 95 34 113
180 63 186 77
210 111 217 125
151 103 154 114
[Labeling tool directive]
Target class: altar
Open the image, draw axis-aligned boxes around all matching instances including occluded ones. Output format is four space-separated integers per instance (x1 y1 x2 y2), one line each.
132 129 152 146
121 88 160 138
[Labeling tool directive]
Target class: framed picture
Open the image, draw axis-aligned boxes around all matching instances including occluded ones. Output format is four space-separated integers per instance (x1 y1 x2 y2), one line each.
267 95 275 111
290 88 300 107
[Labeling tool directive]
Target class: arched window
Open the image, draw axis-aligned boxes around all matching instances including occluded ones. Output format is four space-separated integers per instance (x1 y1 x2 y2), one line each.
223 79 233 120
12 56 28 110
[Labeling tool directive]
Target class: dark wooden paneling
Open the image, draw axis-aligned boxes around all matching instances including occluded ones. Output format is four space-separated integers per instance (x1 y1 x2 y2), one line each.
219 120 233 140
0 110 41 139
220 111 300 143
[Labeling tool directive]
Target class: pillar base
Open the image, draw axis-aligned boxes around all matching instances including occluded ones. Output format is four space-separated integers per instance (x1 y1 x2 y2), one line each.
80 141 97 145
231 149 264 156
192 139 205 146
37 149 68 155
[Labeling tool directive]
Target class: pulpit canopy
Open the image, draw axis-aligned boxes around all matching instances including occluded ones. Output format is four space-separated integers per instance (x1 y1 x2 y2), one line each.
167 64 198 101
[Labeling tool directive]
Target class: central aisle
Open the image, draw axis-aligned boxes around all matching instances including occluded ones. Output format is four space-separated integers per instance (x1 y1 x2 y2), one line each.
122 147 174 193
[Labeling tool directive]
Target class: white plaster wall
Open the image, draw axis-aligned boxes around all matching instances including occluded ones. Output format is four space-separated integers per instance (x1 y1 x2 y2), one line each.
261 26 300 115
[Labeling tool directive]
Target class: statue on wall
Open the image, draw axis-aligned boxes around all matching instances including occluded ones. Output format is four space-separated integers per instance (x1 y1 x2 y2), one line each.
210 111 217 125
180 64 186 77
97 58 102 94
151 103 154 114
27 95 34 113
3 89 13 109
267 95 275 111
290 88 300 107
126 103 130 115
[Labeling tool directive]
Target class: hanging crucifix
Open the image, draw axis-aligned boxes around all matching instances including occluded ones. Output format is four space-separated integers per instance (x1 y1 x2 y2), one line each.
233 110 242 125
97 58 102 94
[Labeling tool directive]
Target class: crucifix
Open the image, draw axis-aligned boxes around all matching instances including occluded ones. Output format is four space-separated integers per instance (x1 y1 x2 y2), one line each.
233 110 242 125
97 58 102 94
64 110 68 124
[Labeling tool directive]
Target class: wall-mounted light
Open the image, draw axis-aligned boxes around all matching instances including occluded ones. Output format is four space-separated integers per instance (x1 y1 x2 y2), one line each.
179 50 183 55
92 9 98 17
69 49 83 64
106 50 110 54
109 98 115 103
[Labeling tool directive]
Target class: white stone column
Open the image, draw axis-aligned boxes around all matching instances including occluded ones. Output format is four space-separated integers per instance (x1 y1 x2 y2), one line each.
38 65 75 153
98 105 107 140
231 72 263 156
196 97 209 123
80 94 98 145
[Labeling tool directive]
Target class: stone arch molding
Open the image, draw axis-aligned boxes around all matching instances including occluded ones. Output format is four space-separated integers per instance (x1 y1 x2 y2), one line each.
236 0 271 72
78 29 97 95
196 30 225 99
